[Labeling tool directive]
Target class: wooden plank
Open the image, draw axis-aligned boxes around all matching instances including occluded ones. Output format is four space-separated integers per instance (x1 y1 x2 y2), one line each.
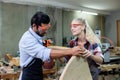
48 46 92 80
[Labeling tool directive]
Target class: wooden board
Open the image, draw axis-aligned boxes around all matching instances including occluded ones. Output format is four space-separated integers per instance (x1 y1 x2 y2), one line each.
59 56 92 80
48 46 92 80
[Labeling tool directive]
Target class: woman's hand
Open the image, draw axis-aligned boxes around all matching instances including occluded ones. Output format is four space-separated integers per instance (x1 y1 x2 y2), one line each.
82 49 92 58
78 48 92 58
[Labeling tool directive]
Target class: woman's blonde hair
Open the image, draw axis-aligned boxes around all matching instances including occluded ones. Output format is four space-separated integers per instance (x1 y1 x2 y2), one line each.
73 18 101 44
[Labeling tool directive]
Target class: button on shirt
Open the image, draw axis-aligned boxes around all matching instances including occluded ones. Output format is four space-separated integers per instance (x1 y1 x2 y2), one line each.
19 27 51 68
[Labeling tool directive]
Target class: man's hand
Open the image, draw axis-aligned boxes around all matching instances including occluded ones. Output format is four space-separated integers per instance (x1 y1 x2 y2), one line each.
71 46 83 57
71 46 92 58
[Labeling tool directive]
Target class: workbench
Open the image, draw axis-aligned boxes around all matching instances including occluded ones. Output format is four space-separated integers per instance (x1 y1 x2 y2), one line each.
0 69 56 80
99 64 120 80
0 71 20 80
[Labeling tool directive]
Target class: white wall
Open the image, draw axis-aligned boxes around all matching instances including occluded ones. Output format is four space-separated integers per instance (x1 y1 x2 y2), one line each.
0 2 1 48
0 2 104 56
0 2 63 56
54 9 63 46
105 11 120 46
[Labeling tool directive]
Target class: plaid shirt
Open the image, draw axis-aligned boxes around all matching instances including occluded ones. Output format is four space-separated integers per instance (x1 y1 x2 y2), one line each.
67 37 104 67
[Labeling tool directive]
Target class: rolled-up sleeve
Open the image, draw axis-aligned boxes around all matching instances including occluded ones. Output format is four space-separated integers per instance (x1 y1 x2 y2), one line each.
23 39 51 61
93 45 104 58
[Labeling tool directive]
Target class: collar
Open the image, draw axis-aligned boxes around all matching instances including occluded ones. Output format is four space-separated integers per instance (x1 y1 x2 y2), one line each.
73 37 90 47
29 27 43 43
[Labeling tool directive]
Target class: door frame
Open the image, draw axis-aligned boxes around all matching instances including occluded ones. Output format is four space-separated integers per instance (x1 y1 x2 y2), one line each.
117 20 120 46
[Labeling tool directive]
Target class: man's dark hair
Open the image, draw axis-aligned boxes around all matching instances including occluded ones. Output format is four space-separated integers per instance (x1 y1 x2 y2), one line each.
31 11 50 28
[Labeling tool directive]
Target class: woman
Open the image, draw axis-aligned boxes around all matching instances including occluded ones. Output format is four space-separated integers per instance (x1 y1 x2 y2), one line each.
67 18 104 80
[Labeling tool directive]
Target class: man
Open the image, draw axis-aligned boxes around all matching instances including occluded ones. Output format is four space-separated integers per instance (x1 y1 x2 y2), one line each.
19 12 81 80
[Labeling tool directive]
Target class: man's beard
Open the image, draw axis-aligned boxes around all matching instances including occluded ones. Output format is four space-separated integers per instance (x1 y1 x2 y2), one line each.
36 29 46 37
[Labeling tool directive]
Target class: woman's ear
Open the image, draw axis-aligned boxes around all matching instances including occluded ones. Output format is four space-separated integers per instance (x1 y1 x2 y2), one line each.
81 24 86 30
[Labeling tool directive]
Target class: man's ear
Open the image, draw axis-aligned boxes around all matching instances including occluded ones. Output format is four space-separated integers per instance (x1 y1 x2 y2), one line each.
32 24 36 28
32 24 37 31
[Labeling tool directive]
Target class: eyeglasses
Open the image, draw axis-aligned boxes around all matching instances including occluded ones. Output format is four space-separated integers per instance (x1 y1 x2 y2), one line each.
70 24 83 27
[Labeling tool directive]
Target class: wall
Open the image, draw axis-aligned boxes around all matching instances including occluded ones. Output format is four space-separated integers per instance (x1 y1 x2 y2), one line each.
105 11 120 46
0 2 63 56
0 2 1 51
0 2 104 56
54 9 63 46
0 3 28 56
